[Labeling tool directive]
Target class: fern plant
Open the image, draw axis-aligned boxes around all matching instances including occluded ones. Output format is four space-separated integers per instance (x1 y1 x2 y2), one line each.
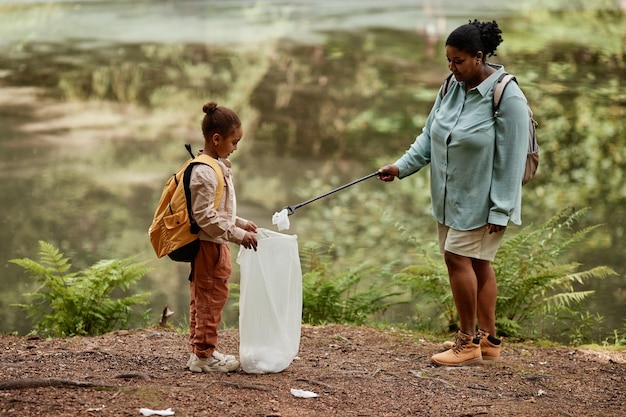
10 241 150 337
493 207 617 338
300 242 404 325
388 207 616 341
393 250 457 332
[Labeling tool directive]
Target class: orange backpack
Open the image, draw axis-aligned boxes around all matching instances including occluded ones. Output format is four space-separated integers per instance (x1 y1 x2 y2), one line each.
149 145 224 262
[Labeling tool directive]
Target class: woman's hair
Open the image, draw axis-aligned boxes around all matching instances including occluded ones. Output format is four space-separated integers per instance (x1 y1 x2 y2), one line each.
446 19 503 59
201 102 241 139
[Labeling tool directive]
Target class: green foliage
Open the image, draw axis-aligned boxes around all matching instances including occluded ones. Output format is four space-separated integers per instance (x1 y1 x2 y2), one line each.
493 207 617 338
300 242 404 325
559 310 605 346
390 208 617 341
393 251 457 332
10 241 150 337
603 322 626 347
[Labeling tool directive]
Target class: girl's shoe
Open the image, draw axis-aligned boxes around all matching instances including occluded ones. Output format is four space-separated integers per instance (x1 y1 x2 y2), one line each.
188 351 240 373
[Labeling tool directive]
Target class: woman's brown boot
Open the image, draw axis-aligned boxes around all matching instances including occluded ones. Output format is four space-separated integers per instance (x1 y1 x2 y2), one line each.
431 331 482 366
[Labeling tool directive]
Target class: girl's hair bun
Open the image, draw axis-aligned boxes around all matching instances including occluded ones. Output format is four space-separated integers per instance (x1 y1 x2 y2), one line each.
202 102 218 114
200 101 241 140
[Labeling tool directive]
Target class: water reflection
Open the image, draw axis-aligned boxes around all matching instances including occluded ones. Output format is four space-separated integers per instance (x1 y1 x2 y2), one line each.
1 1 624 338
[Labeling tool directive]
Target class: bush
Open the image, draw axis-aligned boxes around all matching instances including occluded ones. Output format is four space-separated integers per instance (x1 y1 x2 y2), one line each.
494 207 617 339
10 241 150 337
300 242 404 325
393 208 617 341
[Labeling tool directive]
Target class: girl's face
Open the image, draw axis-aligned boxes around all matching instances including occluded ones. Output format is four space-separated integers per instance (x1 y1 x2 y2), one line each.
213 125 243 159
445 45 481 83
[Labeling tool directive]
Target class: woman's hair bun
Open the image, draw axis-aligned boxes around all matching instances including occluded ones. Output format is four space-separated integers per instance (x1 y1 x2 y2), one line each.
470 19 502 56
202 102 218 114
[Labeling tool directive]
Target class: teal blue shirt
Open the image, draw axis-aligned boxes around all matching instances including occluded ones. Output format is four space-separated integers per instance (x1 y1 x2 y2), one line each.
395 65 529 230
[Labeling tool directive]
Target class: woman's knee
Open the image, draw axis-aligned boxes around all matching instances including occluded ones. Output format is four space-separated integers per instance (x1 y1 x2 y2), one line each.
471 258 495 280
444 251 469 266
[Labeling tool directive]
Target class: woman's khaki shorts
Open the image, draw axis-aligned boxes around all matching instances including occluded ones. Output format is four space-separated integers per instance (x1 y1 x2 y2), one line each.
437 223 505 261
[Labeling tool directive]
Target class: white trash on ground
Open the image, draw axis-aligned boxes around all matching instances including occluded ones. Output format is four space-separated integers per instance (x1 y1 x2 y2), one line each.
139 408 175 416
238 228 302 374
290 388 319 398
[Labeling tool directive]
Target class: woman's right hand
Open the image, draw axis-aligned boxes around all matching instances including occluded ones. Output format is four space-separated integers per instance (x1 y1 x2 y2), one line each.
377 165 399 182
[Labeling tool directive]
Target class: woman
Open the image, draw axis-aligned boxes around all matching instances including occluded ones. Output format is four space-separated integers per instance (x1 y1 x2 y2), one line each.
378 20 529 366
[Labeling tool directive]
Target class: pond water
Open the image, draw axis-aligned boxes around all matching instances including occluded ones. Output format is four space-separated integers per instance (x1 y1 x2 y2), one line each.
1 0 624 339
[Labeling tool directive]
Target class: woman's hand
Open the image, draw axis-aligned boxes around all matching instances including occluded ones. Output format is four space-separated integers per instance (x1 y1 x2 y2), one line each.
378 165 399 182
487 224 506 234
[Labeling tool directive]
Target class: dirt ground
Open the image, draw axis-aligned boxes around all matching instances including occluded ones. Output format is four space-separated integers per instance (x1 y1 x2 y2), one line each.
1 325 625 417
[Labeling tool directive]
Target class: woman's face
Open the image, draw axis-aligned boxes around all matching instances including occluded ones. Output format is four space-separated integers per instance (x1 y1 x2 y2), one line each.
214 125 243 159
445 45 481 83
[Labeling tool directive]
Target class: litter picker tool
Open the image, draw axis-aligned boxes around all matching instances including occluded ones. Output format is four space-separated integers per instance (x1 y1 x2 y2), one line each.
282 171 381 216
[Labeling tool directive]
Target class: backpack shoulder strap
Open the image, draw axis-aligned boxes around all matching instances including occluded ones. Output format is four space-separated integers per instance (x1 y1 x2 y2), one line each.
183 153 226 234
440 73 455 100
493 73 517 117
188 154 225 209
185 154 225 208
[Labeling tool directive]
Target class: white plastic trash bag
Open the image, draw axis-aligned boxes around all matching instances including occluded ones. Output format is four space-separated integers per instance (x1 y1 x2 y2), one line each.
237 228 302 374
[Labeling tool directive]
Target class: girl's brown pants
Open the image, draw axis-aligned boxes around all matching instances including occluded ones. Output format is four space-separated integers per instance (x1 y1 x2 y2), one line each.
189 241 231 359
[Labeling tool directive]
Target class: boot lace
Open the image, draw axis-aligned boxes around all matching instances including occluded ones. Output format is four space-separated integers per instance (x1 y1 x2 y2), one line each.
452 332 470 355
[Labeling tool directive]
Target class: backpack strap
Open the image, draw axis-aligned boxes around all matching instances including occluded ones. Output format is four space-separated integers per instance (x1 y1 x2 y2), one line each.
183 152 226 234
493 73 517 117
442 71 518 118
440 73 455 100
190 154 225 207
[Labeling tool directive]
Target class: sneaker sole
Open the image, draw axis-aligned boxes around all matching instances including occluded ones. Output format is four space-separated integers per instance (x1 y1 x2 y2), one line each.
188 363 240 373
189 366 239 373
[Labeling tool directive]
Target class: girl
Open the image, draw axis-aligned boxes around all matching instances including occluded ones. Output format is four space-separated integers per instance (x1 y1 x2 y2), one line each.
187 102 258 373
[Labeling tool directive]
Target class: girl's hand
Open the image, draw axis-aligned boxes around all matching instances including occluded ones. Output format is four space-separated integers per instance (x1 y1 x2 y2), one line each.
245 221 258 233
241 232 258 251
